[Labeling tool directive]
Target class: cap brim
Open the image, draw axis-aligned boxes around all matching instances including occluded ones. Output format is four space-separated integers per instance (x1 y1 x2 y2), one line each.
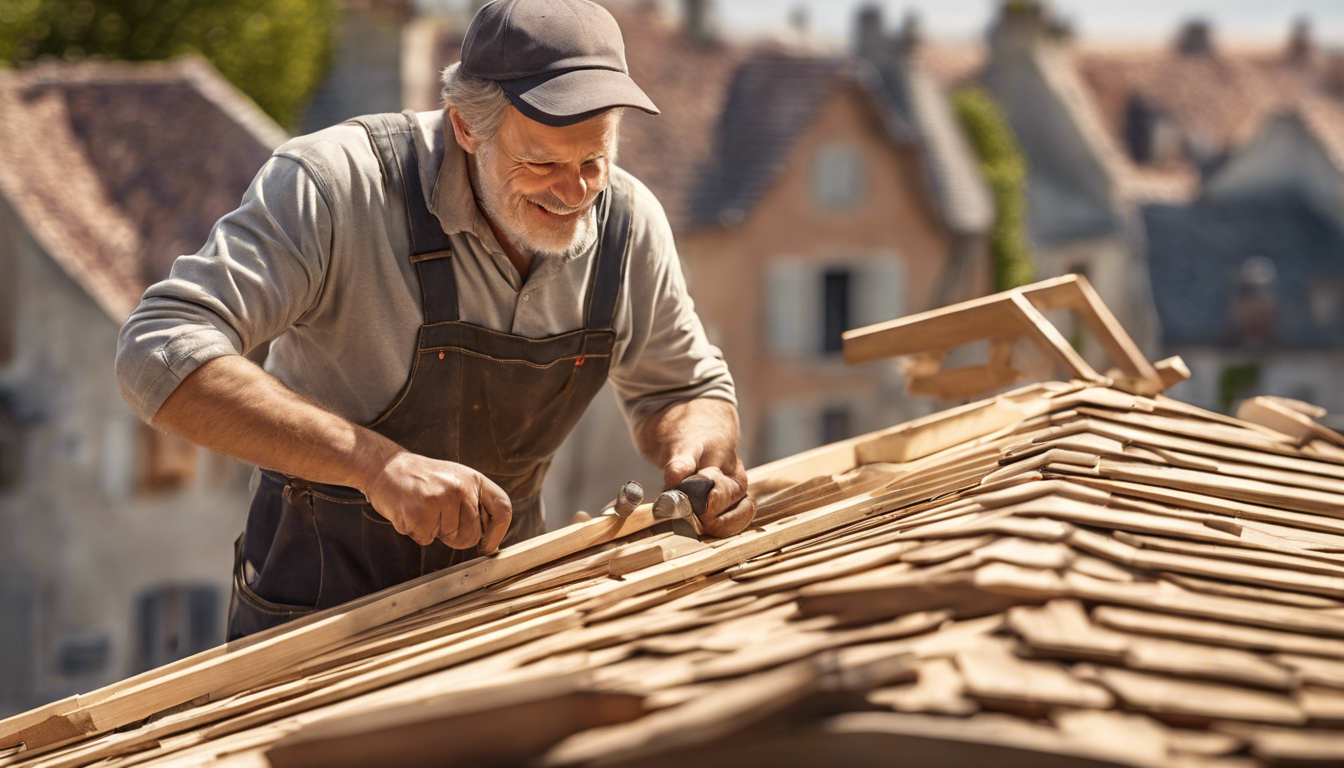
500 68 659 127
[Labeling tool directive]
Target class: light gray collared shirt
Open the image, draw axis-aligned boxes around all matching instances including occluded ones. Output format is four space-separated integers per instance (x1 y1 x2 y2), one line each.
115 110 734 431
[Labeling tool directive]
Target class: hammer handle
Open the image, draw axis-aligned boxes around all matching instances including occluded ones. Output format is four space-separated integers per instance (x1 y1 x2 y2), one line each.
677 475 716 517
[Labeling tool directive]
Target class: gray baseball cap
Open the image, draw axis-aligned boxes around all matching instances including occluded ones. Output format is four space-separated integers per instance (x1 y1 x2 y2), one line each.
459 0 659 127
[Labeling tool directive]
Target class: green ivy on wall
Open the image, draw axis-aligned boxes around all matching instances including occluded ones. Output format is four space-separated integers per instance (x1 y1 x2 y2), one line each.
952 86 1036 292
0 0 340 130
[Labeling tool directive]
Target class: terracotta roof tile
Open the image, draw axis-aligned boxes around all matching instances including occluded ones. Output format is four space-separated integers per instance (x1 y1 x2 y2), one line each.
0 58 282 321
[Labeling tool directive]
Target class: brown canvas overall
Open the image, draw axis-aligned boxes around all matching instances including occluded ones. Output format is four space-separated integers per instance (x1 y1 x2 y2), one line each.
227 111 631 640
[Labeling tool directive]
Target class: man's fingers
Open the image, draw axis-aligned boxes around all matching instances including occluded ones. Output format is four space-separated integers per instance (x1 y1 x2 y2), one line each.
444 488 484 550
479 478 514 555
663 449 702 489
701 497 756 538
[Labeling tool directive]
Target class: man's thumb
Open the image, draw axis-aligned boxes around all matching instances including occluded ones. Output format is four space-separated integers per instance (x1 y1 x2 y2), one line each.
663 455 697 488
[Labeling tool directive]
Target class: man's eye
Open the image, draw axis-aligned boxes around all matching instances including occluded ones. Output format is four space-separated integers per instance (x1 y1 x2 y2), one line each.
526 163 554 174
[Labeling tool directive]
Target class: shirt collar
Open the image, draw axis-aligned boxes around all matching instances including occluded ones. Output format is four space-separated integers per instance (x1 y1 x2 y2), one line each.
427 110 506 255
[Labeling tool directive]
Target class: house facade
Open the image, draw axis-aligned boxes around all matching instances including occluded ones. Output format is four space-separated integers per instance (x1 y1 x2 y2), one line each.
0 60 281 714
681 52 992 465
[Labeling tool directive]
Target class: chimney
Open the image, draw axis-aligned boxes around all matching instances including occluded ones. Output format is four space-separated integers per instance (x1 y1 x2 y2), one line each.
990 0 1052 53
683 0 714 44
1175 20 1214 56
854 5 885 61
789 5 808 37
897 11 922 55
1287 17 1314 64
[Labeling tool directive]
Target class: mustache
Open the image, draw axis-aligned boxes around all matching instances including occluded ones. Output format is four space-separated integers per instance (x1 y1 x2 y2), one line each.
525 192 590 216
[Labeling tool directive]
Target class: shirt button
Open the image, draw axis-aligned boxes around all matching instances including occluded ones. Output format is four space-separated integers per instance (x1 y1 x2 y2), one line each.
523 294 531 302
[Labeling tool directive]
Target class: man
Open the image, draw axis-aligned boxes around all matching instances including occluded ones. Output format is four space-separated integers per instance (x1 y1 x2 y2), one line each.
115 0 749 640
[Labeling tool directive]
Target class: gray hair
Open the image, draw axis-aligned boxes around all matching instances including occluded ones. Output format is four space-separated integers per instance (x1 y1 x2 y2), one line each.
440 62 512 144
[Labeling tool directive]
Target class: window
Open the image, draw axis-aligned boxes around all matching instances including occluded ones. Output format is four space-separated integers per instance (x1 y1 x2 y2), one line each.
819 404 853 445
139 423 197 493
0 572 35 707
135 584 223 673
0 247 14 367
822 268 853 354
56 635 110 678
812 143 865 210
765 256 905 359
0 397 21 492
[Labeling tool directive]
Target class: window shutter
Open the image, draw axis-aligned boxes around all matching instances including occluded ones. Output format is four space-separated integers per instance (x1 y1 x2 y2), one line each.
853 255 907 330
0 573 35 707
760 402 811 464
764 259 822 357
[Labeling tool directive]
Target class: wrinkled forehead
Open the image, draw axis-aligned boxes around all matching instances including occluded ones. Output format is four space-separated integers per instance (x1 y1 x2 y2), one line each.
496 106 620 161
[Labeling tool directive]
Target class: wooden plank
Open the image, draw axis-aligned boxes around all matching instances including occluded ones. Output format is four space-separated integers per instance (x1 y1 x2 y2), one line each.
866 658 978 716
263 674 645 768
1079 665 1305 726
1092 606 1344 659
1160 573 1344 610
1096 457 1344 519
854 388 1044 465
539 659 824 767
1024 274 1160 387
1008 293 1107 384
1007 600 1128 663
954 644 1114 713
0 503 671 753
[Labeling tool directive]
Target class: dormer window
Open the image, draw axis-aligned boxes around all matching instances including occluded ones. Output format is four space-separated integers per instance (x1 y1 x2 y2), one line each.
812 143 865 210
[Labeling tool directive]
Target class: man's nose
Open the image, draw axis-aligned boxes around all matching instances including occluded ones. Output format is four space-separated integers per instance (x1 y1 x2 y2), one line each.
550 168 587 209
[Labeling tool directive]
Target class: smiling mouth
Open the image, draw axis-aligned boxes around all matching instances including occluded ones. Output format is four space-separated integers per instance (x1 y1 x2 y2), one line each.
531 201 582 221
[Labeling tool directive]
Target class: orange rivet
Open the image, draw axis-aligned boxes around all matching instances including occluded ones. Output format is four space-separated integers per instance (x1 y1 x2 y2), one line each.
438 351 445 360
575 355 585 367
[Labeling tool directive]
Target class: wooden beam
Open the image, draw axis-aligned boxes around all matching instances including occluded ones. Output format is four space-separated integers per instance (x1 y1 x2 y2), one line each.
0 503 669 753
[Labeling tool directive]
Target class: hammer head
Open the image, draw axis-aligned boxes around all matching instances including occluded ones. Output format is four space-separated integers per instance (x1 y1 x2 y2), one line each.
652 489 692 521
652 489 704 537
614 481 644 518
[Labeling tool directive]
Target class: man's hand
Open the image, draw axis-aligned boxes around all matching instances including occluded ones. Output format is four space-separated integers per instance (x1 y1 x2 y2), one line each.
635 398 751 538
152 357 515 555
363 452 514 554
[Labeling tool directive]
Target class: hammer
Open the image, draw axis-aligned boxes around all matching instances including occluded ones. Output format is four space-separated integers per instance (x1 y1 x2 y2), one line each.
653 475 756 538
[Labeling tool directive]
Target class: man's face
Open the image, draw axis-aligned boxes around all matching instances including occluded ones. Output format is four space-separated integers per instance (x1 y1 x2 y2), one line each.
470 107 619 259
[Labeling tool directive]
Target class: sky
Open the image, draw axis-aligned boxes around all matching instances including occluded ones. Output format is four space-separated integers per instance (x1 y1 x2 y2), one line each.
706 0 1344 48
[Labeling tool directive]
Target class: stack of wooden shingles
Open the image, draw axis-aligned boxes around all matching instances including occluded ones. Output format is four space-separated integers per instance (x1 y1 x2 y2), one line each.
5 382 1344 768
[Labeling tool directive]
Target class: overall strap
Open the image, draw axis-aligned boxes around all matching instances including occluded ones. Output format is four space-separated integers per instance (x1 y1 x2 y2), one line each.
352 111 459 324
583 178 633 330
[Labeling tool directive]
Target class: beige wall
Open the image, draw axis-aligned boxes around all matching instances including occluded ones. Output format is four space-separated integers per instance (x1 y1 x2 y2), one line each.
0 197 251 712
679 85 989 462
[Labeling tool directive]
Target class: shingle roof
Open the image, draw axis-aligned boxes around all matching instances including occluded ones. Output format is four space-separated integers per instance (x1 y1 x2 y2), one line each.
1144 194 1344 349
609 6 755 232
0 58 283 321
878 57 994 236
8 374 1344 766
918 41 1344 204
1074 46 1344 196
687 53 892 230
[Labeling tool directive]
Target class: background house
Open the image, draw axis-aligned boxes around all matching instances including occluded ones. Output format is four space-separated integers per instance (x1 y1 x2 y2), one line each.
0 59 282 715
918 1 1344 421
532 4 995 521
1075 17 1344 419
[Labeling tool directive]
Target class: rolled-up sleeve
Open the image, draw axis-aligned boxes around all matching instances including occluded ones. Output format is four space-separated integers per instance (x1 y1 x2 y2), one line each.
115 155 333 422
609 176 736 424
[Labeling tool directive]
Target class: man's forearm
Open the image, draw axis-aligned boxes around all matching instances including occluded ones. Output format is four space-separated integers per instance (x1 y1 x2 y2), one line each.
151 354 397 491
633 397 740 473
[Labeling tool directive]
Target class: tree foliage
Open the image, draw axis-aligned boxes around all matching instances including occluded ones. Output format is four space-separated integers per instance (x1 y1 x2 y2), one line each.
952 86 1036 292
0 0 340 130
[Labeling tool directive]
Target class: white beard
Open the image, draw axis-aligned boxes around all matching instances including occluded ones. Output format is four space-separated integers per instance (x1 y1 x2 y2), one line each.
473 141 599 260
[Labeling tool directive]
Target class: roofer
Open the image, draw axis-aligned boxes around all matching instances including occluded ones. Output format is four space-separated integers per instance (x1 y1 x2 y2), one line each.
114 0 749 640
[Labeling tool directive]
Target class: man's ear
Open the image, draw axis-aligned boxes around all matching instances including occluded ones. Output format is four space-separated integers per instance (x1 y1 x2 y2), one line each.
447 107 477 154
